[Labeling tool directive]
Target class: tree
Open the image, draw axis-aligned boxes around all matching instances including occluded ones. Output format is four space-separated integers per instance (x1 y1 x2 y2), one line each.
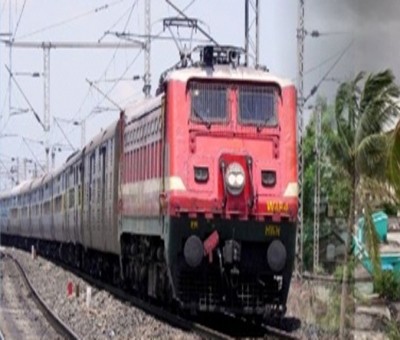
331 69 400 338
302 99 352 271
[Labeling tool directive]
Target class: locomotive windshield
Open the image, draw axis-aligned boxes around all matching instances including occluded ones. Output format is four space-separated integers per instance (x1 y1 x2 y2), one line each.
238 84 277 126
190 82 228 125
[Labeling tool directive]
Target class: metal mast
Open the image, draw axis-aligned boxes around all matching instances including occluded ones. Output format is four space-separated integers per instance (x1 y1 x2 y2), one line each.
8 2 13 122
295 0 305 277
43 46 50 171
143 0 151 97
4 40 143 172
313 104 321 273
244 0 260 67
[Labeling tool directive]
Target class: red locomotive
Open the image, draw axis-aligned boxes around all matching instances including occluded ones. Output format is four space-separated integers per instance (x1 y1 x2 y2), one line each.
1 45 298 319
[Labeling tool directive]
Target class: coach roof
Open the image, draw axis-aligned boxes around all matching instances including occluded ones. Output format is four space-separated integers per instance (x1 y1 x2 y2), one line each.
165 65 293 87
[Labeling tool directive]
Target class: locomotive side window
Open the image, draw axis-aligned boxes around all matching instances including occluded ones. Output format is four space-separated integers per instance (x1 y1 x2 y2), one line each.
190 82 228 124
238 85 277 126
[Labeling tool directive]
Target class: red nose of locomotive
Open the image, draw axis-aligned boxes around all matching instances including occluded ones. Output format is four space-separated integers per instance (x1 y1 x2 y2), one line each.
219 154 254 216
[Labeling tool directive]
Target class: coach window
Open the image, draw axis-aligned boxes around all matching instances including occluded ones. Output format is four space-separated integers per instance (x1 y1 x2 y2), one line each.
238 84 278 127
158 116 162 133
89 153 95 201
153 119 157 135
189 81 228 125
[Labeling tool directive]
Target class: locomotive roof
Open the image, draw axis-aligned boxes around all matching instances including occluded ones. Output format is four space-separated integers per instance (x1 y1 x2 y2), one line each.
165 65 293 87
124 96 163 122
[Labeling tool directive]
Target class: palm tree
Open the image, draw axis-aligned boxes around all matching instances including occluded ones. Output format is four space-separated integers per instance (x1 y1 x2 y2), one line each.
388 120 400 199
328 69 400 338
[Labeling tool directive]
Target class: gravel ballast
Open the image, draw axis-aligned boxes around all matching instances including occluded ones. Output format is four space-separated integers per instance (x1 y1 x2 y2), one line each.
3 247 198 340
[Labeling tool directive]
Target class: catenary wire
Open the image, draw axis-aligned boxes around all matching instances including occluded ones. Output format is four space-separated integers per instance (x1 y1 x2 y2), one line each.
16 0 126 39
13 0 27 37
304 40 353 104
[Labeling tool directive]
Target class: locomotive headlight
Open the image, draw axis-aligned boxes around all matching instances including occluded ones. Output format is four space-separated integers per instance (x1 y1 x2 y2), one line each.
225 162 245 195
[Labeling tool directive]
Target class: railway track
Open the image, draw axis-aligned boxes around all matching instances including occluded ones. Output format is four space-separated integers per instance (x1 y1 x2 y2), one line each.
65 263 299 340
3 246 300 339
63 262 301 339
0 252 79 340
302 272 372 283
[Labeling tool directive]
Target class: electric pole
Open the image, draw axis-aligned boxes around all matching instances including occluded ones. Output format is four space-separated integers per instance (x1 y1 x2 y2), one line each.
43 46 50 172
144 0 151 97
313 104 321 273
4 40 143 172
244 0 260 67
295 0 305 278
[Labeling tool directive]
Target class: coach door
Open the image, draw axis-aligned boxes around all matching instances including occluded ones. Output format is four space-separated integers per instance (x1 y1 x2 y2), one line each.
88 152 95 248
100 144 107 250
73 164 79 243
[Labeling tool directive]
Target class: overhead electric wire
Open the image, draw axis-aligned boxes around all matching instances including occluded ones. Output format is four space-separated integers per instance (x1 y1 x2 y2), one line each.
97 0 139 82
91 48 143 119
98 3 136 42
0 1 7 19
165 0 218 45
16 0 126 39
22 138 45 172
304 40 353 104
0 158 14 182
53 118 76 151
4 65 45 130
0 84 10 132
304 49 348 76
13 0 27 37
182 0 197 12
69 87 94 123
100 0 202 88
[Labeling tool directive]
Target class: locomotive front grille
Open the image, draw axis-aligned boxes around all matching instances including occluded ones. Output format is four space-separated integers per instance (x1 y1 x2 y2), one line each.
178 270 221 310
177 269 282 313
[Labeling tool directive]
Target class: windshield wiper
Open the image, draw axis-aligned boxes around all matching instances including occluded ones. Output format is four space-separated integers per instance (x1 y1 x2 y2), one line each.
193 107 212 129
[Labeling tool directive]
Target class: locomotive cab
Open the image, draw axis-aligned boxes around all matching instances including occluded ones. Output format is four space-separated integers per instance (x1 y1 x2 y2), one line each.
162 46 298 316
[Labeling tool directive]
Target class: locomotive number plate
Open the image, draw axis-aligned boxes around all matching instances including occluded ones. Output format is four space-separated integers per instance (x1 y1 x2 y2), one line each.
266 201 289 213
265 225 280 237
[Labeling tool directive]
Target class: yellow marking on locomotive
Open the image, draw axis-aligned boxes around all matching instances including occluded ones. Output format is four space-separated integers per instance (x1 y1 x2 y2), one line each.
266 201 289 213
265 225 280 237
190 220 198 230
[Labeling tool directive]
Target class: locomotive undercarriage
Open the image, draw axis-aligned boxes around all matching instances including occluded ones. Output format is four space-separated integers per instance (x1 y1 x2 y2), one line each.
1 214 295 320
120 234 172 303
167 216 296 317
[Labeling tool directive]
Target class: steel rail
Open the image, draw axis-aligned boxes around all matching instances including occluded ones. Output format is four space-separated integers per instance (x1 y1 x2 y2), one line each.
60 261 301 340
2 246 301 339
2 253 79 340
302 272 372 283
61 264 234 340
262 324 301 340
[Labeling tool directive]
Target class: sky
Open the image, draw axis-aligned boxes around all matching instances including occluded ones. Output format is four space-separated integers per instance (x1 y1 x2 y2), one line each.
0 0 399 189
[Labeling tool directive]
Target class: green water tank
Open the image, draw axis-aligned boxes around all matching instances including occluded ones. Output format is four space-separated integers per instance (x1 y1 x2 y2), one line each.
372 211 388 242
357 211 388 243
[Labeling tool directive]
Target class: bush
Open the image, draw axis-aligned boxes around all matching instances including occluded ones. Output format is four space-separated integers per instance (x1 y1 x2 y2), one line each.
380 202 398 216
333 257 356 283
374 271 400 301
